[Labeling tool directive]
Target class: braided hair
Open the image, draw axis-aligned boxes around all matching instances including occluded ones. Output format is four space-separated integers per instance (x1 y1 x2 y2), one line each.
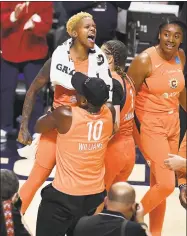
103 40 132 84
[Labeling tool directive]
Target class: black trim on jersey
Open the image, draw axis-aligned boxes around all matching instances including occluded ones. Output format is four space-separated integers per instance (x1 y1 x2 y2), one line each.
134 112 141 133
112 79 126 110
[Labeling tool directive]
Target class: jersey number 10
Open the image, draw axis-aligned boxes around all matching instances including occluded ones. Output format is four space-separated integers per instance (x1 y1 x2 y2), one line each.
87 121 103 141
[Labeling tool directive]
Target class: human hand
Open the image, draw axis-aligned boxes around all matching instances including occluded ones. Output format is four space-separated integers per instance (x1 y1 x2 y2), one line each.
179 185 187 209
14 3 26 19
17 126 32 145
23 19 35 30
135 203 144 223
164 154 186 171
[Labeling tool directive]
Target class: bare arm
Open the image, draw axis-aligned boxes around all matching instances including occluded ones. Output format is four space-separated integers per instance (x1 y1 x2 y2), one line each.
17 58 51 144
35 111 57 134
35 106 72 134
127 52 152 93
179 49 186 111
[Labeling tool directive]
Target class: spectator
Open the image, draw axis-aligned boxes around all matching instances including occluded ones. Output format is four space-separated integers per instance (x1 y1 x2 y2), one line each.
74 182 150 236
1 2 53 141
62 1 130 46
0 169 30 236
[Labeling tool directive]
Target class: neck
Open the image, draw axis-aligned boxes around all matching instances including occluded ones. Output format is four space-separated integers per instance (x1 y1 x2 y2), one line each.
109 63 115 72
156 45 176 61
107 206 132 220
87 104 101 114
71 40 89 61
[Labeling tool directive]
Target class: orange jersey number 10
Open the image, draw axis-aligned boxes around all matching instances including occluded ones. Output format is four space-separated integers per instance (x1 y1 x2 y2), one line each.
87 121 103 141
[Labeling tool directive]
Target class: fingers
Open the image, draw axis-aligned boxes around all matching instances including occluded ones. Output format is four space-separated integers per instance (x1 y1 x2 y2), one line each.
168 153 175 158
164 159 169 164
164 160 171 168
15 4 22 11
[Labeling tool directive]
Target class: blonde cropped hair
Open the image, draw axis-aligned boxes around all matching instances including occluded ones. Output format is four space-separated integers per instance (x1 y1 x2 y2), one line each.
66 12 93 36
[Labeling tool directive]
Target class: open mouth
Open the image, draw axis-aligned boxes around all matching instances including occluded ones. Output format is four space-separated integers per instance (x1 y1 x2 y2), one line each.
165 43 175 49
88 35 95 43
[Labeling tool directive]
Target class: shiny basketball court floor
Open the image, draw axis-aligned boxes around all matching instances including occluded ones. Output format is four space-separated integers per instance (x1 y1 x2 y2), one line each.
19 167 186 236
1 141 186 236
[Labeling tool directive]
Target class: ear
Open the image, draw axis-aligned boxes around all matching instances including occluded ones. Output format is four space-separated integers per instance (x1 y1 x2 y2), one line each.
132 202 137 212
81 96 88 106
108 55 114 65
104 196 108 208
158 33 160 40
72 30 78 38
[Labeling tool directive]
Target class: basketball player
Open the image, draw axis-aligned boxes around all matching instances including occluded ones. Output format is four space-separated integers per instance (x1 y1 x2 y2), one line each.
127 17 186 236
101 40 136 191
35 72 116 236
17 12 122 214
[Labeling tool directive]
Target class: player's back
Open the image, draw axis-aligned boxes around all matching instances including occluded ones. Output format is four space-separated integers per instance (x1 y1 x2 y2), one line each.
53 105 113 195
119 75 135 136
111 71 135 136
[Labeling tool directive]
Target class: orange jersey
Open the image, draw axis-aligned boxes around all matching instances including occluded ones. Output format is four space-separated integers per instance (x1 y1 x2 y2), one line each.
53 59 88 108
111 71 135 136
52 105 113 195
136 47 185 113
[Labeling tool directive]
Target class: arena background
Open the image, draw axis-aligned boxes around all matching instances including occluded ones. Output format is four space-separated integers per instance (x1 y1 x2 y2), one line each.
1 1 186 236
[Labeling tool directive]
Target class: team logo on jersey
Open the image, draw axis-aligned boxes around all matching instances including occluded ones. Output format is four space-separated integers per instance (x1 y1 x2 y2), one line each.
175 56 180 64
169 78 178 89
97 54 104 66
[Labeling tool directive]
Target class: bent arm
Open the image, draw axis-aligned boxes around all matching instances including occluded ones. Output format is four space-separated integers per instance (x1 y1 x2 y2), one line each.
35 106 72 134
20 58 51 130
35 110 57 134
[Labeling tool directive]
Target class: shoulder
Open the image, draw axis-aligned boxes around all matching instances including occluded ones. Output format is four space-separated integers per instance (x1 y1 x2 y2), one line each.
112 71 124 85
128 51 152 75
178 48 186 68
134 51 152 67
126 221 147 236
53 105 72 119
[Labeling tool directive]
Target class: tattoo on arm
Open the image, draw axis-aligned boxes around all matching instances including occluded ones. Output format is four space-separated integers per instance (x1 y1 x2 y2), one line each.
21 58 52 128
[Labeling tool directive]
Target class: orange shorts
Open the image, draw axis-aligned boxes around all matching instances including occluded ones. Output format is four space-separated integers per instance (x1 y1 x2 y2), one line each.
104 134 135 191
133 110 180 168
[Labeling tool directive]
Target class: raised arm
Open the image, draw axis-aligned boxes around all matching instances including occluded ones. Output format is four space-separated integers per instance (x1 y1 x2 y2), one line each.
127 52 152 93
17 58 51 145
